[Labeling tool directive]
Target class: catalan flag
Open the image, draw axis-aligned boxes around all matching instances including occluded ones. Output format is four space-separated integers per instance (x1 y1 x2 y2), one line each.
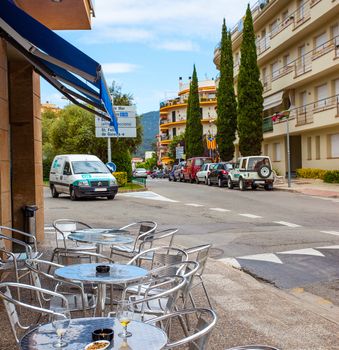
206 135 217 150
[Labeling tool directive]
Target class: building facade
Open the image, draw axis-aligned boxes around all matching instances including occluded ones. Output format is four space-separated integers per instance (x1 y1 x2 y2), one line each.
158 79 217 166
214 0 339 175
0 1 95 242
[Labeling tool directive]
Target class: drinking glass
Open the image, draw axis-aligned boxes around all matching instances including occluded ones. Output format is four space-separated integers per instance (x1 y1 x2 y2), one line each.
51 309 71 348
117 300 134 338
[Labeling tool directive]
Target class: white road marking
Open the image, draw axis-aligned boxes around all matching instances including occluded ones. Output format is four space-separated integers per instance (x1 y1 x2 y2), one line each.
274 221 301 228
239 213 263 219
119 191 178 202
238 253 283 264
210 208 231 212
320 231 339 236
278 248 324 257
219 258 241 269
185 203 204 207
318 245 339 249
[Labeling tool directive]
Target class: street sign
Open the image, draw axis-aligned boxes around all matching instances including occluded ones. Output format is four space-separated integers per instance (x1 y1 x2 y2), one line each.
95 117 136 128
95 127 137 138
113 106 136 113
176 146 184 159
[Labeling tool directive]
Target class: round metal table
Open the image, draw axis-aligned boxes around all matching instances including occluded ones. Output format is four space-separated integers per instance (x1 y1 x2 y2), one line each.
20 317 167 350
55 263 148 317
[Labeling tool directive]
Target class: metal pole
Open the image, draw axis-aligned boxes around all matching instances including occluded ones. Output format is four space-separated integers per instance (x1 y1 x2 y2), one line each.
107 138 111 163
286 119 291 188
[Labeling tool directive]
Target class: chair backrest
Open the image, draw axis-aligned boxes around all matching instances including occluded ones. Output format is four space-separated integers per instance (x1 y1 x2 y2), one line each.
0 282 69 344
145 307 217 350
226 347 280 350
0 226 37 254
53 249 114 266
52 219 92 248
184 244 211 277
139 228 178 252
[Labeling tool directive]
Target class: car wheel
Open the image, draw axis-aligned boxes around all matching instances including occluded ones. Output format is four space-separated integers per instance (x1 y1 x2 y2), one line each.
208 177 212 186
251 184 258 190
239 177 246 191
196 177 199 184
204 177 208 185
227 177 234 189
190 176 194 183
169 177 172 181
264 183 273 191
173 176 177 182
51 185 59 198
179 176 183 182
218 178 223 188
107 195 115 200
258 165 272 178
70 187 78 201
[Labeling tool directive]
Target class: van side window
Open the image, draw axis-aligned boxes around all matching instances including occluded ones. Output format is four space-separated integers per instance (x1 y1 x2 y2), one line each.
63 162 72 175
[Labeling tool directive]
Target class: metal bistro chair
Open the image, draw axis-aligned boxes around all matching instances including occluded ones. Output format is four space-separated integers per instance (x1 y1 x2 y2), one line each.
50 219 97 264
184 244 212 309
0 226 42 286
0 282 70 345
146 308 217 350
110 221 157 260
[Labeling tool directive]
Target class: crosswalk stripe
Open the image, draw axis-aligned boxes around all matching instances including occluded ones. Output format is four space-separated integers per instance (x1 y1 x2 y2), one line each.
209 208 231 212
185 203 204 207
278 248 324 257
320 231 339 236
274 221 301 228
239 213 263 219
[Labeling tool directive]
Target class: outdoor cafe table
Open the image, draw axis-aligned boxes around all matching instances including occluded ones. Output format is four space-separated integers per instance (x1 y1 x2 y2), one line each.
67 228 134 254
55 263 148 317
20 317 167 350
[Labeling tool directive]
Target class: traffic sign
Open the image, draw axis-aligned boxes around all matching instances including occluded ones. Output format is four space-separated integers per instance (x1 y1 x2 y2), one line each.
95 127 137 138
176 146 184 159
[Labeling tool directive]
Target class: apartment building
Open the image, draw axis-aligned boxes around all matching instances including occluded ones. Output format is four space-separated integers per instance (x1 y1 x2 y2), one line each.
214 0 339 175
0 1 115 242
158 79 217 166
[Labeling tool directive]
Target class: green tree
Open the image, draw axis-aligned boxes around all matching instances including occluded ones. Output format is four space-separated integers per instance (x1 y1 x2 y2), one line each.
237 5 264 156
185 65 204 158
216 19 237 161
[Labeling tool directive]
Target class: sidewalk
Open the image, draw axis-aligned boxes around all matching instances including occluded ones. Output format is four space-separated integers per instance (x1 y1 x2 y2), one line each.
274 178 339 198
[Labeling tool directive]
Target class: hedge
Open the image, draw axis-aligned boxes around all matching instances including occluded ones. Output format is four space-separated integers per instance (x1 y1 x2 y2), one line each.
296 168 339 183
113 172 127 187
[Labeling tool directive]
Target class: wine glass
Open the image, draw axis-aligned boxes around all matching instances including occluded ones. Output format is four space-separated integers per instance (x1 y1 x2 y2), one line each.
51 309 71 348
117 300 134 338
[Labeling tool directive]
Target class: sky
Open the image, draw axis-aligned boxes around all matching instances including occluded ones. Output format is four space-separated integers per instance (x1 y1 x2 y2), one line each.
41 0 251 115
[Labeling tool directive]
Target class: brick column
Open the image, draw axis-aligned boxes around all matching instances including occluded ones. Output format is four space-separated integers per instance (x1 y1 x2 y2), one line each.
8 60 44 242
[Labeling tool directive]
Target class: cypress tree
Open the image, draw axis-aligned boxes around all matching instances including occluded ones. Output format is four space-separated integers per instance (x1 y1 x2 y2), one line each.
216 19 237 161
237 5 264 156
185 65 204 158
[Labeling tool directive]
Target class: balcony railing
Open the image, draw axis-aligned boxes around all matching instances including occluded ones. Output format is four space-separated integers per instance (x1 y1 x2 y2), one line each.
263 94 339 129
161 135 169 141
261 35 339 89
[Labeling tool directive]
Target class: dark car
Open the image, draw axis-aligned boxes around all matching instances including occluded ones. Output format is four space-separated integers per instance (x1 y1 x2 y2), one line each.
151 169 165 178
169 165 178 181
208 162 234 187
174 161 186 182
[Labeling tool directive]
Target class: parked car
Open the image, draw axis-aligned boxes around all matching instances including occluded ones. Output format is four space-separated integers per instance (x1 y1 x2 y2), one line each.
207 162 234 187
174 161 186 182
169 165 178 181
183 157 213 183
133 168 147 178
49 154 118 200
195 163 216 184
227 156 274 191
151 169 165 178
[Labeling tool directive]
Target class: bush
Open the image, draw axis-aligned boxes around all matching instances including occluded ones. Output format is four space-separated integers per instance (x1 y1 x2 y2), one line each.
323 170 339 183
296 168 327 179
113 172 127 187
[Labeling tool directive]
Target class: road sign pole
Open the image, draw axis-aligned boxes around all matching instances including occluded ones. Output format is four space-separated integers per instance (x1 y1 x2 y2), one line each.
107 137 111 163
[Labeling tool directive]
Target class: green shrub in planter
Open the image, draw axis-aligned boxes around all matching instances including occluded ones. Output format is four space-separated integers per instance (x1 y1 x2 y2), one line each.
323 170 339 183
296 168 327 179
113 172 127 187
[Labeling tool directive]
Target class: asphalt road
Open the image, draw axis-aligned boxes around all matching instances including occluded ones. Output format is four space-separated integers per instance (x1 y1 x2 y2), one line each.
44 178 339 305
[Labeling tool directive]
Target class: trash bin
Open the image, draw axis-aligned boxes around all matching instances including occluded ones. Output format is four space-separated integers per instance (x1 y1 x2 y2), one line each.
22 205 38 244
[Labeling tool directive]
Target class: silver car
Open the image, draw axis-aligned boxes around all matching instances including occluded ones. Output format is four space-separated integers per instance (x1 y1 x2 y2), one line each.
133 168 148 178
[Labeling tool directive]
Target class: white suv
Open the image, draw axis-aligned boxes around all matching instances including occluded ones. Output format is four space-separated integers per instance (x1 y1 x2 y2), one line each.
227 156 274 191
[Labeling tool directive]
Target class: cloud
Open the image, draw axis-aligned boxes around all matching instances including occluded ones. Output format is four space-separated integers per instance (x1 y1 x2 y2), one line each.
155 40 200 52
102 62 139 74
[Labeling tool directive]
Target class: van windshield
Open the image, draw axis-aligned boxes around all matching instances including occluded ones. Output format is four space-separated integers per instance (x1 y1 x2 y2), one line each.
72 161 110 174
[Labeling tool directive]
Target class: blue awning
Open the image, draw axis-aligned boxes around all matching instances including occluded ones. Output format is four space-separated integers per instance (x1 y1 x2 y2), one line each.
0 0 118 133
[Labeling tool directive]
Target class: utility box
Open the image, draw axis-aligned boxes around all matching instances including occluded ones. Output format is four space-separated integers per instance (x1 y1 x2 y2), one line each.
22 205 38 244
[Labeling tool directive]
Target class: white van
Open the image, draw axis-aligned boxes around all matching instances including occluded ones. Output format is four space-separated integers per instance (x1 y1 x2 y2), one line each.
49 154 118 200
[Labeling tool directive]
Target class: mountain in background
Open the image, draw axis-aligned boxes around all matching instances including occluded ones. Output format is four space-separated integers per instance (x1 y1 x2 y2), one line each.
135 111 159 158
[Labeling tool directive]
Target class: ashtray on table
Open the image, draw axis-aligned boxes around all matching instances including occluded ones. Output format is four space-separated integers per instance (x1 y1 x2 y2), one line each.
96 265 110 274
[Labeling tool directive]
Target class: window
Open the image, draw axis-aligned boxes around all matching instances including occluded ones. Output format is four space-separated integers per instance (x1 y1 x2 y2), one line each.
270 19 279 36
331 24 338 40
200 108 203 118
172 128 176 137
307 137 312 160
297 0 305 21
271 61 280 79
282 10 289 21
314 32 327 49
264 144 269 156
63 162 72 175
315 136 321 160
240 158 247 169
283 54 291 66
172 111 176 122
334 79 339 96
330 134 339 157
316 84 328 107
273 143 281 161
